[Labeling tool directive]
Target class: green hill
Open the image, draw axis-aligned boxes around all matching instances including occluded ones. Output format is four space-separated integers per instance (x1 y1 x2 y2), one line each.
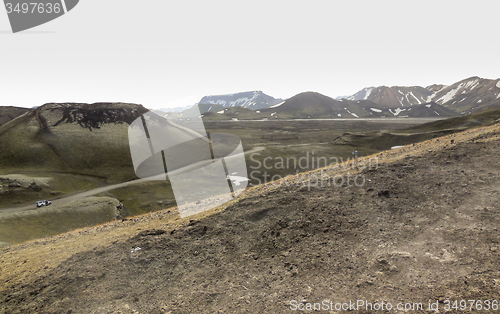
0 103 149 182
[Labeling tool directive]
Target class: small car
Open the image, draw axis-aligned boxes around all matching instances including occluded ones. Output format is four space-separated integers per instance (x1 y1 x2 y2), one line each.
36 200 52 208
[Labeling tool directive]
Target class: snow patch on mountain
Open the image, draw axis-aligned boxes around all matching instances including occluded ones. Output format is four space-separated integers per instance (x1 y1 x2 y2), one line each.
426 85 447 103
270 101 285 108
341 87 375 101
463 79 479 92
362 87 374 100
370 108 382 113
437 86 460 104
409 92 422 104
426 93 435 103
344 107 359 118
389 108 406 116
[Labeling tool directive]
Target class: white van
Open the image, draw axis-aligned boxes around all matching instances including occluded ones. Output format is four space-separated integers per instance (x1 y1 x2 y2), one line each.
36 200 52 208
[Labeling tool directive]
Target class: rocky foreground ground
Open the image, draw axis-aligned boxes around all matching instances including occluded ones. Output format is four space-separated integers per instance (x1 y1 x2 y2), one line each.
1 124 500 313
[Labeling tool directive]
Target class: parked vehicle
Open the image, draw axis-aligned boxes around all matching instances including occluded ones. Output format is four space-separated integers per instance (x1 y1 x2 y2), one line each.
36 200 52 208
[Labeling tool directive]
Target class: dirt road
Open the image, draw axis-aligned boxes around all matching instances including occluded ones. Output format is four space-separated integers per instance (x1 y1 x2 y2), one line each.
0 146 265 215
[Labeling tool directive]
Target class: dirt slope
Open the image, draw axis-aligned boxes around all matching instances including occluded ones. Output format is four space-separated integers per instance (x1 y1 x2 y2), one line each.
0 106 30 127
1 124 500 313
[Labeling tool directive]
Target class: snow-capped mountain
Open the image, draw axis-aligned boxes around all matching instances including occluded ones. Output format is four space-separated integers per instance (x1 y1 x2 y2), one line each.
338 77 500 114
198 91 283 110
431 77 500 114
337 86 435 109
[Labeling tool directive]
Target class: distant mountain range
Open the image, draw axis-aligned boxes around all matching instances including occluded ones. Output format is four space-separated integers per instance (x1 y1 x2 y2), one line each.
1 77 499 123
204 92 460 120
180 76 500 120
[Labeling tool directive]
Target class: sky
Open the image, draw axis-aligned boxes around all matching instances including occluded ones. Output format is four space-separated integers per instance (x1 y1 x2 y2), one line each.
1 0 499 110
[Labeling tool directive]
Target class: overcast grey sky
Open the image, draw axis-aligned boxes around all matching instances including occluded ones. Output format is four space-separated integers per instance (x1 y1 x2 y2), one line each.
1 0 499 109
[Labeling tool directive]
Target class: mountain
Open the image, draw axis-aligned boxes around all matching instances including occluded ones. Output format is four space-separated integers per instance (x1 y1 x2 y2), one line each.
0 106 30 127
396 102 459 118
0 103 149 182
339 76 500 114
258 92 381 119
431 76 500 114
367 102 459 118
338 86 435 108
198 91 283 110
426 84 447 93
256 92 456 119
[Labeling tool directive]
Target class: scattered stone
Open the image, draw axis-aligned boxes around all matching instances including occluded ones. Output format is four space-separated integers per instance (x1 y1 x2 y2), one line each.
378 190 390 198
137 229 166 237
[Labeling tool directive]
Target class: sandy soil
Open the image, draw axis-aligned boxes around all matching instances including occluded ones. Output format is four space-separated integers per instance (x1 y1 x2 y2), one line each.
1 123 500 313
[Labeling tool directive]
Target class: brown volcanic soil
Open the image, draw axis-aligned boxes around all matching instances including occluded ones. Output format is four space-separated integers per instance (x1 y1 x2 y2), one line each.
1 125 500 313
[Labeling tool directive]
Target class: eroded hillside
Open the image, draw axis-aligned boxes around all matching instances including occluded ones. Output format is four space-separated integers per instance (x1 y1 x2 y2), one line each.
1 122 499 313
